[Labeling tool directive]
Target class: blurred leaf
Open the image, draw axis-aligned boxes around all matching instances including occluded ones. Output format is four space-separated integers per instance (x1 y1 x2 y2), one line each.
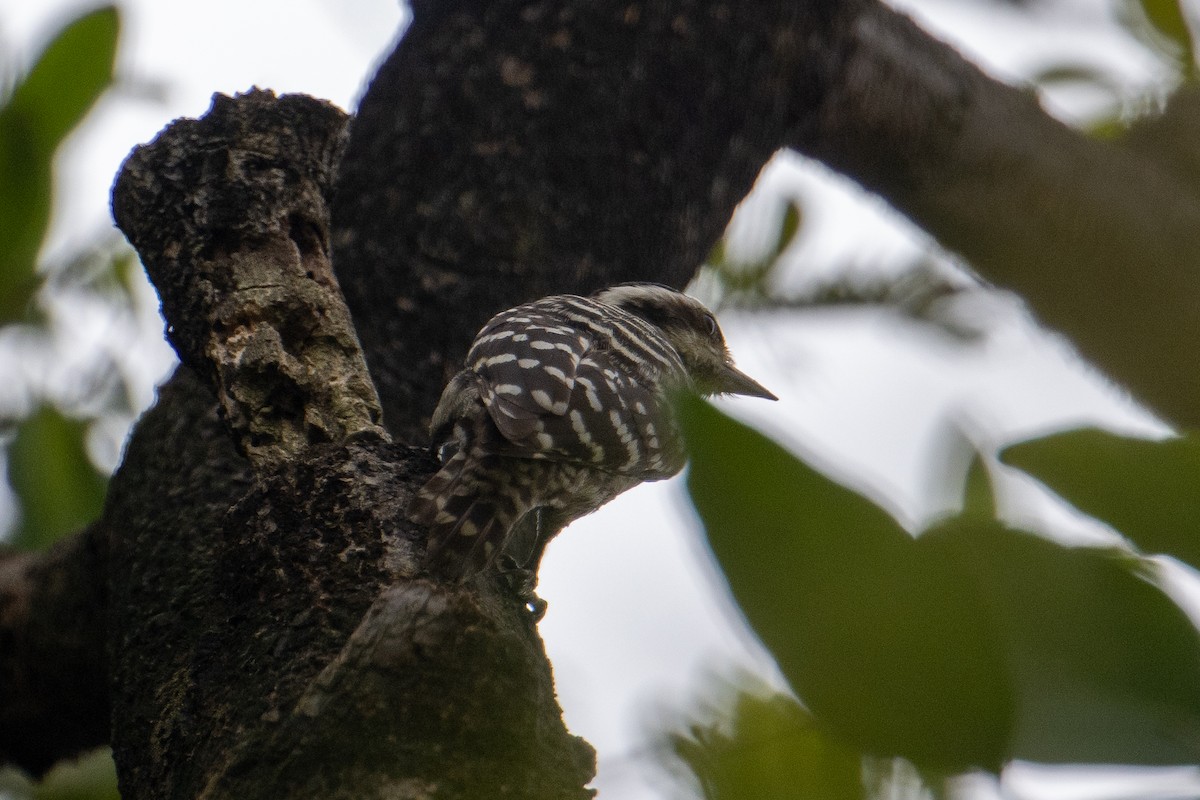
706 239 728 271
0 6 120 322
1032 64 1121 89
922 520 1200 766
959 455 995 522
0 118 52 321
3 7 119 153
664 690 865 800
1031 64 1124 133
7 405 108 549
34 747 120 800
1138 0 1195 69
1002 428 1200 573
736 258 982 341
50 236 141 311
704 199 801 302
774 201 802 260
1087 114 1126 140
679 399 1200 771
1117 0 1196 74
114 247 144 303
0 747 120 800
677 393 1012 773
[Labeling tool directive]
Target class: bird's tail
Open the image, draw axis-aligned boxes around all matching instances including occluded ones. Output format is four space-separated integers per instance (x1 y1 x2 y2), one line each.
408 450 531 581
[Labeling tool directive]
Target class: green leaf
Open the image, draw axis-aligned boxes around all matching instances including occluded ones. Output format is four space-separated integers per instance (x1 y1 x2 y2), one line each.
0 6 120 322
922 521 1200 766
114 247 145 304
1138 0 1195 69
703 199 800 299
960 454 996 522
3 6 120 154
679 399 1200 770
1032 64 1121 89
0 747 120 800
52 237 141 312
33 746 120 800
677 394 1012 772
1002 428 1200 573
7 405 108 549
772 200 802 260
665 690 866 800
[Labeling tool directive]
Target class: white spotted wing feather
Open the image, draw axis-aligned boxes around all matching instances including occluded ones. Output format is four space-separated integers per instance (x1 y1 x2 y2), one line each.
466 296 687 479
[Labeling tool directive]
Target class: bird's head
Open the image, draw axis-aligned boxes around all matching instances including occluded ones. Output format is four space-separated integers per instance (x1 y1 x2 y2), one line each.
593 283 777 400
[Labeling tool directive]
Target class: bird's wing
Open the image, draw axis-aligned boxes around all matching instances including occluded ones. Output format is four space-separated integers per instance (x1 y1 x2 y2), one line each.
468 300 683 478
468 303 587 442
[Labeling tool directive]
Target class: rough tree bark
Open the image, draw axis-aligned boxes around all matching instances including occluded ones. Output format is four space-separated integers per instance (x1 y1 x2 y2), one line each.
3 0 1200 796
0 526 108 776
333 0 834 443
104 91 593 798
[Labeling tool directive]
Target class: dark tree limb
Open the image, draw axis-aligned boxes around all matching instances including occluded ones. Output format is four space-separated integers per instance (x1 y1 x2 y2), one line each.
332 0 838 442
0 526 109 777
335 0 1200 438
793 2 1200 426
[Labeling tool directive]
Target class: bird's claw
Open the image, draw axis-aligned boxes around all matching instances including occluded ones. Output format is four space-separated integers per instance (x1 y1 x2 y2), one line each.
498 554 547 622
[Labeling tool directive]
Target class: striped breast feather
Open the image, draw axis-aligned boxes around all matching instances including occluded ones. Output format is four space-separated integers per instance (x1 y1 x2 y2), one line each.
538 347 686 477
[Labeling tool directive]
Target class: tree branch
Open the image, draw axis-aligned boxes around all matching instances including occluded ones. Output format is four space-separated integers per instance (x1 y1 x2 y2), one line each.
111 91 386 469
792 1 1200 425
0 527 109 777
332 0 838 441
105 90 592 798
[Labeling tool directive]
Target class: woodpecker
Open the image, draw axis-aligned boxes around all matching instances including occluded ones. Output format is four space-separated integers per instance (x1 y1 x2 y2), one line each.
409 283 776 585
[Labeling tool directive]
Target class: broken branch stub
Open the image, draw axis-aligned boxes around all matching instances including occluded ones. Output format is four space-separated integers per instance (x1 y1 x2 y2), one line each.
112 89 388 470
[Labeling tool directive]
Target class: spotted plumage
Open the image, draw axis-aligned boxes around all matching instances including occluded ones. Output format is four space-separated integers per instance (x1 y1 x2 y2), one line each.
408 284 776 583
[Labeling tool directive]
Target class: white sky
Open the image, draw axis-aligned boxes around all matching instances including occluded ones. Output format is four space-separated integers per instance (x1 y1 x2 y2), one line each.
1 1 1196 798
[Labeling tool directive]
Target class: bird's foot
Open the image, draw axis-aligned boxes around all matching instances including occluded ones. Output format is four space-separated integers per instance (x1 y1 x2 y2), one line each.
497 554 548 622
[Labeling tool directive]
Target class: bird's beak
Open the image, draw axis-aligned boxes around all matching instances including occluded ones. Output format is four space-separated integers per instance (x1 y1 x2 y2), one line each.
719 362 778 401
